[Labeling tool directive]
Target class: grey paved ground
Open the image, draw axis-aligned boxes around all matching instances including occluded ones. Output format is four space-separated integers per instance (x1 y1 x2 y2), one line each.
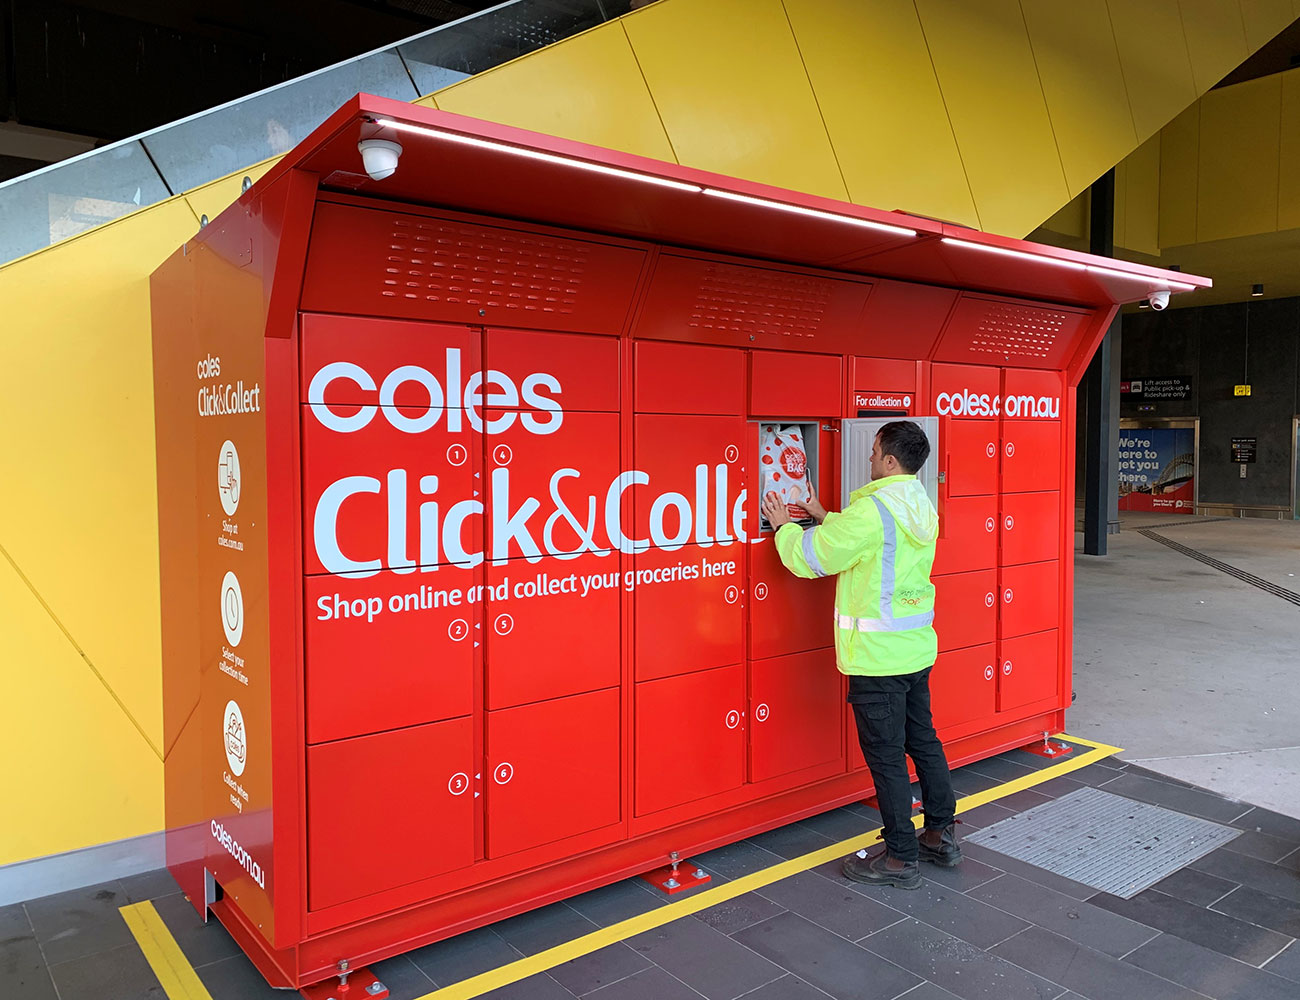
6 746 1300 1000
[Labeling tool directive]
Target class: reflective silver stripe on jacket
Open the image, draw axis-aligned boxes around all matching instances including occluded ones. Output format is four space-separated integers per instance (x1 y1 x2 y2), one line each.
833 496 934 633
801 526 828 578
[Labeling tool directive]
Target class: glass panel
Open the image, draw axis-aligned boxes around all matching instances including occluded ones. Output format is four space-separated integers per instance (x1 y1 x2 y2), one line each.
400 0 631 95
0 140 170 263
142 51 420 194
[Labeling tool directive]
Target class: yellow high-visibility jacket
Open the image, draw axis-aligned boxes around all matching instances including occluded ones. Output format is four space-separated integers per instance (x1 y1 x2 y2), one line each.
774 474 939 676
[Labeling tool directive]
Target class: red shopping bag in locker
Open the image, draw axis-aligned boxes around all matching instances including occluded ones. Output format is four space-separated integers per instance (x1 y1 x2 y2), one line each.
758 424 813 521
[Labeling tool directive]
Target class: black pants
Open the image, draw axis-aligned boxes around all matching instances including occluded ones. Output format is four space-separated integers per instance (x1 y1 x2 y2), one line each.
848 667 957 863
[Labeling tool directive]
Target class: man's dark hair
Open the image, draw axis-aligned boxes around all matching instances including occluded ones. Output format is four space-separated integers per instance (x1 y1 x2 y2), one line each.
877 421 931 474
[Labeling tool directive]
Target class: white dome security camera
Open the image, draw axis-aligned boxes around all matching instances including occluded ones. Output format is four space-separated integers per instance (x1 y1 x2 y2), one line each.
1148 289 1170 311
358 138 403 181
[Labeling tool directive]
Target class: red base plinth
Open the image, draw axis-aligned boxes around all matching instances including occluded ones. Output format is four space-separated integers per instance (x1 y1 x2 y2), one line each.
640 861 712 894
299 967 389 1000
1022 739 1074 759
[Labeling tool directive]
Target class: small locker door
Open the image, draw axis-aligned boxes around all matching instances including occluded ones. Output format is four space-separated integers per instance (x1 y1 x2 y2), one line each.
307 717 474 911
932 495 998 576
1001 421 1063 494
998 630 1060 713
932 569 997 653
841 417 939 509
931 644 997 731
635 664 746 816
485 689 621 858
1000 492 1060 566
749 536 835 660
634 543 744 681
749 648 843 782
999 561 1060 640
942 420 999 497
631 413 747 547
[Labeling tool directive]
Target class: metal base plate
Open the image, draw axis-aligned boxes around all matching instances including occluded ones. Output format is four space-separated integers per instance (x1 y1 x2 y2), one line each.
641 862 711 894
299 968 388 1000
1022 739 1075 759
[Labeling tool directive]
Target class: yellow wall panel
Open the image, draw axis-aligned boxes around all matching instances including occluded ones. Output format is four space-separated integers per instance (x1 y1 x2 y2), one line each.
431 22 678 163
1121 133 1162 256
1159 103 1200 246
1021 0 1138 198
1179 0 1250 94
1279 69 1300 229
1042 191 1089 239
0 199 199 754
783 0 978 227
1196 74 1281 240
1240 0 1295 52
0 554 162 865
183 157 282 227
1109 0 1198 142
914 0 1068 236
621 0 847 200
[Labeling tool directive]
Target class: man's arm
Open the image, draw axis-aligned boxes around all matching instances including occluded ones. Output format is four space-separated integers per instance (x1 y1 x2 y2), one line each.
770 503 876 579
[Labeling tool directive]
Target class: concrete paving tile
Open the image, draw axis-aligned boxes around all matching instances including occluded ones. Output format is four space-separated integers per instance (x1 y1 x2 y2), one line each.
1191 847 1300 904
862 918 1057 1000
1148 866 1238 907
955 802 1016 831
407 926 524 987
478 971 577 999
1210 883 1300 936
585 965 703 1000
117 868 182 904
0 928 58 1000
949 768 1005 795
47 941 166 1000
152 889 242 967
993 748 1073 772
912 856 1003 894
993 789 1054 813
493 901 601 956
22 880 135 966
990 925 1206 1000
893 984 962 1000
1023 775 1086 799
1098 772 1246 823
798 807 879 843
957 843 1095 900
1224 829 1299 864
693 892 787 936
1232 807 1300 843
738 974 847 999
564 879 666 928
1261 939 1300 983
548 942 650 997
852 877 1027 949
734 911 920 1000
1091 888 1292 966
749 823 837 861
961 757 1038 783
367 955 438 1000
756 871 904 941
1 901 33 936
1124 932 1300 1000
968 873 1158 958
1061 765 1128 788
194 954 282 999
696 840 785 880
628 913 784 999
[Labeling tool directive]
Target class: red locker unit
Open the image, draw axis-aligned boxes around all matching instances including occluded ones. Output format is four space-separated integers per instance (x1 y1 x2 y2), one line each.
149 95 1205 993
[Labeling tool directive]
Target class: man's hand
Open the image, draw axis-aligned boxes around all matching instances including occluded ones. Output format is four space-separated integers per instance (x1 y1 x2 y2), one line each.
762 491 793 528
793 484 828 524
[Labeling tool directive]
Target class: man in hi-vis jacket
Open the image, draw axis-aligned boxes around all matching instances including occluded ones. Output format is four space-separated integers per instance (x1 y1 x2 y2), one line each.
761 420 959 890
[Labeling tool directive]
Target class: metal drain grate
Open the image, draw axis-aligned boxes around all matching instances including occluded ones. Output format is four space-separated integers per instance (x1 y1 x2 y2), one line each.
1129 518 1229 531
965 787 1240 898
1139 530 1300 607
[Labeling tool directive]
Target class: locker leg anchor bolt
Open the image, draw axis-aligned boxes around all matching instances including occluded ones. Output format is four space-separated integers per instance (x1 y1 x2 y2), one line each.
1021 733 1074 759
298 963 389 1000
640 850 712 894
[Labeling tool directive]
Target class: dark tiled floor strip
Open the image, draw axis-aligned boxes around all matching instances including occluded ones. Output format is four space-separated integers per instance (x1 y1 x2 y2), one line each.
5 745 1300 1000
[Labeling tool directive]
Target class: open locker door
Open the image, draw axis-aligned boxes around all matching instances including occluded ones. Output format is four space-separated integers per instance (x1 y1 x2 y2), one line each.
841 417 940 507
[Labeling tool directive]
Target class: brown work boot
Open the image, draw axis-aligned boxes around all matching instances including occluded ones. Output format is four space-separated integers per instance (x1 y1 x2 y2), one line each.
917 823 962 867
841 846 921 889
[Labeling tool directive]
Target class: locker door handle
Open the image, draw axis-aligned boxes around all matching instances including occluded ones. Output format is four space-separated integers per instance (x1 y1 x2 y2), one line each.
1002 661 1013 676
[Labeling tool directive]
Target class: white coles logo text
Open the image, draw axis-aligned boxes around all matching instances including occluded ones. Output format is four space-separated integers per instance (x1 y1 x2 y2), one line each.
935 389 1059 419
211 820 265 889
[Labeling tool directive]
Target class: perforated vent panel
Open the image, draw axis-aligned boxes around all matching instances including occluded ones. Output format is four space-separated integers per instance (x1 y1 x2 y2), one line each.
932 295 1091 370
689 262 833 339
967 300 1066 359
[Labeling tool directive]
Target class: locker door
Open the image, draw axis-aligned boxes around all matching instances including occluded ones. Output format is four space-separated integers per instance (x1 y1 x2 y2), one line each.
999 561 1060 640
998 630 1059 713
485 552 621 709
631 413 746 547
930 364 1000 419
931 644 997 731
635 664 746 816
635 341 746 415
307 717 474 911
485 689 621 858
942 420 999 497
749 536 835 660
932 569 996 653
933 495 998 575
1000 492 1060 566
749 649 843 782
484 329 620 413
1001 421 1063 494
634 543 744 681
304 565 477 743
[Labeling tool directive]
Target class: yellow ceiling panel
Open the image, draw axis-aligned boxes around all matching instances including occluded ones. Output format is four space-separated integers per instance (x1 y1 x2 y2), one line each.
622 0 847 199
1240 0 1296 52
1021 0 1138 198
431 21 677 163
1196 75 1282 240
914 0 1068 236
0 554 162 865
1159 104 1200 247
1279 69 1300 230
1109 0 1198 142
1042 191 1089 239
1122 134 1161 256
1114 156 1129 249
783 0 978 227
1179 0 1250 94
0 200 200 750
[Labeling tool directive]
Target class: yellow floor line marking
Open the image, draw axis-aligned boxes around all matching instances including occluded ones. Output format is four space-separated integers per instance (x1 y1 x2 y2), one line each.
416 733 1122 1000
120 900 216 1000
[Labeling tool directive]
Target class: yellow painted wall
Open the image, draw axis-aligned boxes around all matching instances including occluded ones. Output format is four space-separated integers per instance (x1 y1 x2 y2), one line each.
2 0 1294 868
